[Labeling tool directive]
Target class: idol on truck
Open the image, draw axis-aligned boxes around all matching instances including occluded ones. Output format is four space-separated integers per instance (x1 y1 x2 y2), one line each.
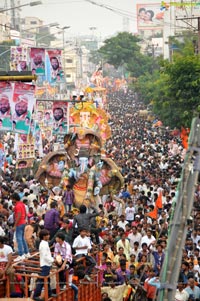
36 90 124 210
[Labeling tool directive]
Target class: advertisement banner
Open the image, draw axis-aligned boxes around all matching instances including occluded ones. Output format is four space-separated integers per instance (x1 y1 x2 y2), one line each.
10 46 28 71
46 49 65 83
0 82 13 131
11 83 35 134
30 48 45 75
137 3 164 30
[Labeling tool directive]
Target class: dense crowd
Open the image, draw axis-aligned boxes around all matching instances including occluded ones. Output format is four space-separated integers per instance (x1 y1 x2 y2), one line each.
0 90 200 301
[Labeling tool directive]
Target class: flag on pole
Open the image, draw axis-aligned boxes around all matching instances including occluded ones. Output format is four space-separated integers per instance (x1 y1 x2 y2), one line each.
180 127 189 149
146 206 158 220
156 191 163 209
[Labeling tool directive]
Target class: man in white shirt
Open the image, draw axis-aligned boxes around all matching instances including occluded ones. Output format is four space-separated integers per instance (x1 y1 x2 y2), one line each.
141 229 156 247
125 201 135 223
128 226 142 248
33 229 55 301
117 215 129 231
72 228 96 277
175 281 189 301
0 236 15 293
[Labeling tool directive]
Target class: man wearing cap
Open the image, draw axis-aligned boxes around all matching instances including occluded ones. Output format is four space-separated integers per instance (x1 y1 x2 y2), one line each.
13 96 29 120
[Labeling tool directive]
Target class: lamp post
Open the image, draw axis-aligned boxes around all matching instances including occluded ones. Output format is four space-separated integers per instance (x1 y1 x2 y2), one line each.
0 1 42 31
22 22 59 35
56 26 70 74
21 22 59 46
0 1 42 13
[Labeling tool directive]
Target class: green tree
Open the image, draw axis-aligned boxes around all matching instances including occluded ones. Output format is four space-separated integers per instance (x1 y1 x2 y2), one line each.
134 33 200 128
163 55 200 127
0 40 16 71
96 32 157 77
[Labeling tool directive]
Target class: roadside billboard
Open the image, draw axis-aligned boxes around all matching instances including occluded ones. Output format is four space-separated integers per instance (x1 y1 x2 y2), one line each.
137 3 164 31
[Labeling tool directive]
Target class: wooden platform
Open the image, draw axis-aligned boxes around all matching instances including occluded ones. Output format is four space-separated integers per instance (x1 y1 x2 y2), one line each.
1 299 34 301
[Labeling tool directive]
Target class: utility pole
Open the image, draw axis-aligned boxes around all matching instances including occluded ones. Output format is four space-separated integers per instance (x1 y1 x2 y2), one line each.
198 17 200 54
158 116 200 301
176 16 200 54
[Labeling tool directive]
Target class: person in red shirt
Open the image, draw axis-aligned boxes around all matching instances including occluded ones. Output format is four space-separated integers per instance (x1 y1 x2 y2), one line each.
12 192 30 262
144 270 157 301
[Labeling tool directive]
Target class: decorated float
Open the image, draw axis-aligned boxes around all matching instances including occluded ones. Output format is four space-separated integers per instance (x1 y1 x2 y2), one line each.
36 95 124 208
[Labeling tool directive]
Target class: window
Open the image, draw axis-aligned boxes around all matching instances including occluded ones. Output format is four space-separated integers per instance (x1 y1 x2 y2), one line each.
66 74 71 78
66 59 73 64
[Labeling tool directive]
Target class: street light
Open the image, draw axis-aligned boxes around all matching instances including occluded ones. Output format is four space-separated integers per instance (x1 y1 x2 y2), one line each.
0 1 42 13
21 22 59 45
56 26 71 47
56 26 70 72
22 22 59 34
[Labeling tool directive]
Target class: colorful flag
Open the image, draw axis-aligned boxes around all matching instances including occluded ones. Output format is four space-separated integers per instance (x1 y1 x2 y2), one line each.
155 191 163 209
181 127 189 149
30 48 45 75
146 206 158 220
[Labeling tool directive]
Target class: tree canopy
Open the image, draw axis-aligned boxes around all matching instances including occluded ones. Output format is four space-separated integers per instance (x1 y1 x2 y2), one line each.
134 34 200 128
90 32 157 78
0 40 16 71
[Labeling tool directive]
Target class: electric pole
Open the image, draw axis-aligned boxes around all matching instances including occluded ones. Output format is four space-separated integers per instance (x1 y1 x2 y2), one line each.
176 16 200 54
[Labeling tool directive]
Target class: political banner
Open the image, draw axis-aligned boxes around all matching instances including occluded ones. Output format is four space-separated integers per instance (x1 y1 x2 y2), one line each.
11 83 35 134
46 49 65 83
30 121 44 157
10 46 28 71
0 82 13 131
30 48 45 75
16 158 34 169
52 101 68 135
36 100 54 127
15 133 35 160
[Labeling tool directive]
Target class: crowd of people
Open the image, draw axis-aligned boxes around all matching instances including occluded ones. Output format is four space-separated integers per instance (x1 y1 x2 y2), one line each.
0 90 199 301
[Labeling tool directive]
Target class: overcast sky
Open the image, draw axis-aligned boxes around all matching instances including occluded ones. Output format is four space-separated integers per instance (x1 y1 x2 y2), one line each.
19 0 157 40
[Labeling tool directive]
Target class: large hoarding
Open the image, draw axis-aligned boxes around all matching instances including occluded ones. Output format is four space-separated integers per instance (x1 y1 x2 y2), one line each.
137 3 164 31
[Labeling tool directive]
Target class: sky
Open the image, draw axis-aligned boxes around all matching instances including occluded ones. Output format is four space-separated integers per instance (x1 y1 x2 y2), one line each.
18 0 158 40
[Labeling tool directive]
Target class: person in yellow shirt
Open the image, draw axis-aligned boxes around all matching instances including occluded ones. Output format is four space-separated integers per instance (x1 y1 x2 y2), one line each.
113 247 125 268
100 243 114 264
96 211 109 228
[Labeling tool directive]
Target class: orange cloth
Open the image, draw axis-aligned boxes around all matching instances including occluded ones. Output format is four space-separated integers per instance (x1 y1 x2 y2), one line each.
156 191 162 209
181 127 189 149
146 207 158 220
